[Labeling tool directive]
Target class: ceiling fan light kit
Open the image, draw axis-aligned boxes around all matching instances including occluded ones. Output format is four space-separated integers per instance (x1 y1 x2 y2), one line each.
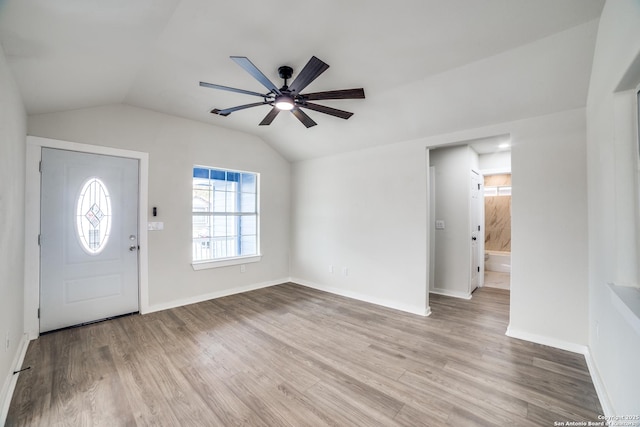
274 95 295 111
200 56 365 128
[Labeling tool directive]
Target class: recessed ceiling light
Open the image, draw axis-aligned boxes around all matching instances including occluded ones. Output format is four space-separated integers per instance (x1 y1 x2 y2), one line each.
498 142 510 149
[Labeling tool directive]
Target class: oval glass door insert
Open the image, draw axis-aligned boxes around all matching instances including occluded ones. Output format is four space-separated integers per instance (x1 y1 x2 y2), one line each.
76 177 112 254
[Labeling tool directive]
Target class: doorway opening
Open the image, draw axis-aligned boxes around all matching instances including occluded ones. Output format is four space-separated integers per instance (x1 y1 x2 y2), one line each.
482 173 512 290
428 134 512 299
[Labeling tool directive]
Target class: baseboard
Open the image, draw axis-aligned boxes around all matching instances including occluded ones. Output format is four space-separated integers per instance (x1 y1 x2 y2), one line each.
429 288 472 300
292 278 431 316
505 325 588 354
505 326 615 419
583 348 614 418
1 333 30 426
144 278 288 314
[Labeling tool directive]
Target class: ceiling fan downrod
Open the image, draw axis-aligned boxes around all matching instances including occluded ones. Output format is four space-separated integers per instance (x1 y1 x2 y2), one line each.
278 66 293 90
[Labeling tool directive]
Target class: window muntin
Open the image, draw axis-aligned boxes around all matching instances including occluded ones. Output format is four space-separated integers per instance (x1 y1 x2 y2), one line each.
484 185 511 197
76 177 112 254
192 166 259 263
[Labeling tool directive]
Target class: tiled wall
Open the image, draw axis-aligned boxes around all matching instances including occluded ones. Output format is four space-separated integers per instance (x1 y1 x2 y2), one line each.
484 174 511 187
484 174 511 252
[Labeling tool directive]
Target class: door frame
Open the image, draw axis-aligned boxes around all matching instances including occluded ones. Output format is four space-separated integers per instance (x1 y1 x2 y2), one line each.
470 169 485 291
24 136 149 339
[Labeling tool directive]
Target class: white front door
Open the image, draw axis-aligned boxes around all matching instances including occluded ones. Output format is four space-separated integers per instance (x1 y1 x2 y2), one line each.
40 148 139 333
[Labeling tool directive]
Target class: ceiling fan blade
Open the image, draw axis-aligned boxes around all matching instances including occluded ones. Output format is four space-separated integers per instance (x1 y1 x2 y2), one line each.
302 88 365 101
259 107 280 126
211 101 269 116
288 56 329 94
301 102 354 120
199 81 268 98
231 56 281 95
291 108 317 128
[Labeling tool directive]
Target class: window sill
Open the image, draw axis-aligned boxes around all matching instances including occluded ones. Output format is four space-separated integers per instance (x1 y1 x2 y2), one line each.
192 255 261 271
608 282 640 337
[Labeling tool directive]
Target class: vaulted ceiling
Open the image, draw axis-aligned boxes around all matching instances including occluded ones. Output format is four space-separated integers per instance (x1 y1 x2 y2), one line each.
0 0 604 161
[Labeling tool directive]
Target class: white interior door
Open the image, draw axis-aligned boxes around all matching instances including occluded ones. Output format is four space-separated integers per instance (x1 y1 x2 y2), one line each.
470 170 482 293
40 148 139 333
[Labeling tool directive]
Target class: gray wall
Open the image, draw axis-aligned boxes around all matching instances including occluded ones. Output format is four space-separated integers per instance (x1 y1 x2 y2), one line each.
290 141 430 315
509 110 588 347
0 44 27 413
430 145 477 298
586 0 640 415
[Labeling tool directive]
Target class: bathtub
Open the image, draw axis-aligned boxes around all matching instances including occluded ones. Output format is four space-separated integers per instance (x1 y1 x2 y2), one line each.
485 250 511 273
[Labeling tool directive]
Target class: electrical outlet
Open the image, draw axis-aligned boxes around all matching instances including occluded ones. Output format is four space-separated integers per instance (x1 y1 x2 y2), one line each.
329 265 334 274
240 264 246 273
343 267 349 276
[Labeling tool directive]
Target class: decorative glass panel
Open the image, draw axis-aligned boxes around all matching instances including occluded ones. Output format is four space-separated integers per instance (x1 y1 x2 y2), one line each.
76 177 112 254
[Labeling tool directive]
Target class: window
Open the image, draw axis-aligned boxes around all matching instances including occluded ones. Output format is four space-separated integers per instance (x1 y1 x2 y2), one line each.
192 166 259 267
484 185 511 196
76 177 112 254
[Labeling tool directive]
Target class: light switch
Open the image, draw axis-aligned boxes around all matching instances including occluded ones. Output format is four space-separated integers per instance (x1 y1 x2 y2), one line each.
435 220 445 230
148 222 164 231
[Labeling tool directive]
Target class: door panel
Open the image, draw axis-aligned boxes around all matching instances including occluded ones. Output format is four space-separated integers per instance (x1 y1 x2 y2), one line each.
40 148 139 332
470 171 482 292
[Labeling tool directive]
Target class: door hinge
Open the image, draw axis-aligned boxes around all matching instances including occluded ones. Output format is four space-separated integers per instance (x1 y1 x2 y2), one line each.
38 234 41 246
478 225 480 231
478 183 480 190
477 266 480 272
39 161 42 173
37 308 40 319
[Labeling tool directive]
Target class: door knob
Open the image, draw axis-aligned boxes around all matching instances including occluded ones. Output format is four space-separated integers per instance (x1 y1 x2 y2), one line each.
472 236 477 241
129 245 138 251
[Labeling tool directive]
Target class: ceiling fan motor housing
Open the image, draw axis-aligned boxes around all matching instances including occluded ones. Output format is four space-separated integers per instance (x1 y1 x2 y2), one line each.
278 66 293 81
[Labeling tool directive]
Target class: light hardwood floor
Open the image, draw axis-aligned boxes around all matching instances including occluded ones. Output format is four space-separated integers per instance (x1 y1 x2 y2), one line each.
7 283 602 426
484 271 510 290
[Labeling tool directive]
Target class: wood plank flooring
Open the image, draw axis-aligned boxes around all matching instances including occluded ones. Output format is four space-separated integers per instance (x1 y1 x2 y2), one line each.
6 283 602 426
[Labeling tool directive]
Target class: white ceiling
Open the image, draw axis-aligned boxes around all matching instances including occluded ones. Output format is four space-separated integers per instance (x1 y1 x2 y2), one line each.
0 0 604 161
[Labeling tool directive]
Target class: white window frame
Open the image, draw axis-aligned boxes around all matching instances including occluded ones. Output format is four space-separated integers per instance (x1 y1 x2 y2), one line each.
191 165 261 270
484 185 512 196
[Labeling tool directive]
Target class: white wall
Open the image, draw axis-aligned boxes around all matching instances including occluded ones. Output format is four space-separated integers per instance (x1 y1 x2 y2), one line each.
508 110 588 349
28 104 291 311
429 145 476 298
339 20 599 162
479 151 512 172
290 142 430 316
0 44 27 421
586 0 640 416
291 108 589 349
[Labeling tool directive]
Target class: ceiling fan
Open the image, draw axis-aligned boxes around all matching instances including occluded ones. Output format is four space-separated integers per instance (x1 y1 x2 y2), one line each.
199 56 365 128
